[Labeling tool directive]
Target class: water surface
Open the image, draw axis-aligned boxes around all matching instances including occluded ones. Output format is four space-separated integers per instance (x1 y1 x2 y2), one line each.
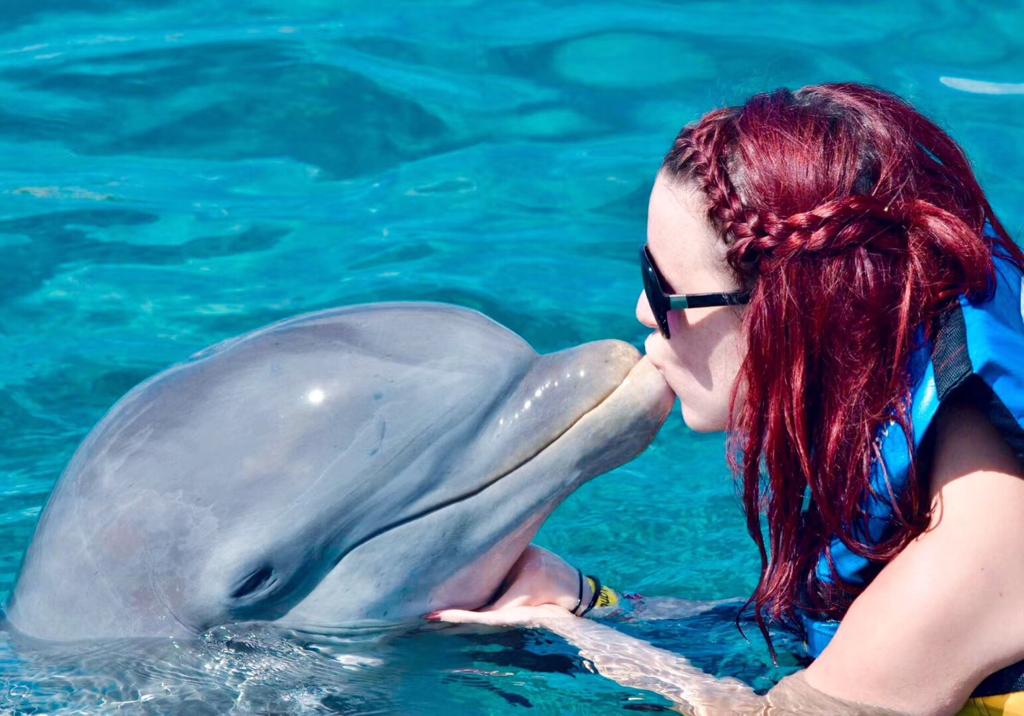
0 1 1021 712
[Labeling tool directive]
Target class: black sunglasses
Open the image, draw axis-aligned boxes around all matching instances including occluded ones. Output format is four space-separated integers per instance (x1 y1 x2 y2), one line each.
640 245 750 339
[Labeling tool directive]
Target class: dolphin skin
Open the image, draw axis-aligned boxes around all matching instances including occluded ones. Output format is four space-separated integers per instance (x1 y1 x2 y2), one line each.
6 303 673 641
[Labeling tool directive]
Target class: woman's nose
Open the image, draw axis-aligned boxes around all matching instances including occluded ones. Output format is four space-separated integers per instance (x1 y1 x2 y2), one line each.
636 291 657 329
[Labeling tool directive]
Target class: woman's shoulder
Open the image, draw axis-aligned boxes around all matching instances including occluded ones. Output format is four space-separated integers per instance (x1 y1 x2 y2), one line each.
929 395 1023 502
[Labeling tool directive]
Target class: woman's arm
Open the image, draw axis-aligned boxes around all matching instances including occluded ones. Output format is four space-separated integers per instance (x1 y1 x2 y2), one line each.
803 399 1024 715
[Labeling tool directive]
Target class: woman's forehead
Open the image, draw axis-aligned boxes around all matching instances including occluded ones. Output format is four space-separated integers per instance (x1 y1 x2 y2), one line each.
647 173 731 290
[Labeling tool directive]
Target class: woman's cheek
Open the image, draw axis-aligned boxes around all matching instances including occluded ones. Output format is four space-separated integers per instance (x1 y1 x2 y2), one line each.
648 329 741 432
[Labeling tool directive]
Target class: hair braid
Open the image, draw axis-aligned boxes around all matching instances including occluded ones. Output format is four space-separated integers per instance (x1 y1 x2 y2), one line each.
664 109 760 243
726 195 911 267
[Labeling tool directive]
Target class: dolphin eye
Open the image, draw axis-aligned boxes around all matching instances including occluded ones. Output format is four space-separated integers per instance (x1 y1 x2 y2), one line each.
230 566 276 600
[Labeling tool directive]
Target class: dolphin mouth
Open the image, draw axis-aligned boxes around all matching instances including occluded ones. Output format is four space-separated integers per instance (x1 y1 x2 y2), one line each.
288 350 672 628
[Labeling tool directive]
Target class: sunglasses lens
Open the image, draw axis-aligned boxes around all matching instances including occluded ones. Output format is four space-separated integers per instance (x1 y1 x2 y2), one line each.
640 248 671 339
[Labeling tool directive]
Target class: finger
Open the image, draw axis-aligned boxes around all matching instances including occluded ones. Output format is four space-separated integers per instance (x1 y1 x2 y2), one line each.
488 589 531 611
427 607 535 627
425 609 497 625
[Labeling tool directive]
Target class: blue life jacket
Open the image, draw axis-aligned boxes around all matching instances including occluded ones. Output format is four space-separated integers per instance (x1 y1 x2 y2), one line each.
799 227 1024 696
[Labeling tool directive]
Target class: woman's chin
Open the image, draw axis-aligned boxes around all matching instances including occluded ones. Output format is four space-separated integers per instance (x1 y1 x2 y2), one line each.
679 402 727 433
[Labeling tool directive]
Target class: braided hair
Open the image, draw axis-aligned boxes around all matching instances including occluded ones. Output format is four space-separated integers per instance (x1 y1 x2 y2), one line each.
662 82 1023 655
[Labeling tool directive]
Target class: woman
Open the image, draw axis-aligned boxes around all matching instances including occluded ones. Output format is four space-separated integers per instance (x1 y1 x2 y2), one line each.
429 83 1024 715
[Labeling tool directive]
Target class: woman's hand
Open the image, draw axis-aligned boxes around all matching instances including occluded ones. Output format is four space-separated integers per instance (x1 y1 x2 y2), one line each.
426 544 589 627
428 602 572 628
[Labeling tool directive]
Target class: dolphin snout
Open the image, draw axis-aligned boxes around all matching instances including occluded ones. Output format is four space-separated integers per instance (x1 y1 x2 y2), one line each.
559 338 642 378
545 339 670 424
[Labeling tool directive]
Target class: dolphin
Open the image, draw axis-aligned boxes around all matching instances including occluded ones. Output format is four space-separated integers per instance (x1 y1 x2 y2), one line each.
5 302 672 642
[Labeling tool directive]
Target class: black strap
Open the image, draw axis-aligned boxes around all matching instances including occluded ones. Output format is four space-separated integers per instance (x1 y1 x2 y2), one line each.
932 303 973 401
571 568 584 616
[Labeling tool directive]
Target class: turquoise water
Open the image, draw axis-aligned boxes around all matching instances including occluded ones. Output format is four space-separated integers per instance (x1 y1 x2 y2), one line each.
0 1 1021 712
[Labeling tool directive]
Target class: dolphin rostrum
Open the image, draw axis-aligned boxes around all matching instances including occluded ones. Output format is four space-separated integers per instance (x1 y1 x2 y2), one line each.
6 302 673 641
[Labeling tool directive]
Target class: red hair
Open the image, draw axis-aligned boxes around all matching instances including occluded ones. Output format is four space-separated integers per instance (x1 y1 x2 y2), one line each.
661 83 1024 653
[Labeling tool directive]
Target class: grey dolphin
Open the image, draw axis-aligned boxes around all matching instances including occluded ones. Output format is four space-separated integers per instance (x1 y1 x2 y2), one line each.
6 302 672 641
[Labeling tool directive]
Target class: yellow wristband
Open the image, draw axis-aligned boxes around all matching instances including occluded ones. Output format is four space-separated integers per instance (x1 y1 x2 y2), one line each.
595 585 620 608
580 577 620 616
